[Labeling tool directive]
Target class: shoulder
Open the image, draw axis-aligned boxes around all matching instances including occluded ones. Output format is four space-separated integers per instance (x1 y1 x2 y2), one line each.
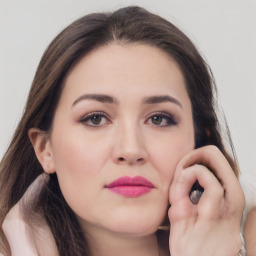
240 171 256 222
244 207 256 256
2 174 59 256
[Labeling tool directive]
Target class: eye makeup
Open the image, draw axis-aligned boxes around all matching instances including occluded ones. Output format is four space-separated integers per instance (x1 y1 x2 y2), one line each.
80 111 111 127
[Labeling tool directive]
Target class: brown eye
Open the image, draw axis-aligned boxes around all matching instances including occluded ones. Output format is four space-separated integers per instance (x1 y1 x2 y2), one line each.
147 113 177 127
151 116 163 125
90 115 102 125
80 112 110 127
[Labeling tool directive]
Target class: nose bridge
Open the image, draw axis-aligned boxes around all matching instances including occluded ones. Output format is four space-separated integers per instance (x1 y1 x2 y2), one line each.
112 117 147 165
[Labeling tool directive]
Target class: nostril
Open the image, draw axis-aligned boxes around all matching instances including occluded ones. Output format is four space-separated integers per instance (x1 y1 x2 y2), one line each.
116 157 145 164
118 157 125 162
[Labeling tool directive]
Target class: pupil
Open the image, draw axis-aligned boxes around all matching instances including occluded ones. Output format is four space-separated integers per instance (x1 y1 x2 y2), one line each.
152 116 162 125
91 116 101 124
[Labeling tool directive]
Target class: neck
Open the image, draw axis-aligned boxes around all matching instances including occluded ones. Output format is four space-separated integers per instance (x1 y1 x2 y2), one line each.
84 225 159 256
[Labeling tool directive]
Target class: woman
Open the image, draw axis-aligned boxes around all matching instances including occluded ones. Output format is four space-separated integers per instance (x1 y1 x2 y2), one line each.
0 6 245 256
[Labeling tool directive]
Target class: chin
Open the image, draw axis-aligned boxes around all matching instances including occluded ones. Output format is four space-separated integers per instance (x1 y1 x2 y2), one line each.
112 224 158 237
102 200 169 235
105 212 164 236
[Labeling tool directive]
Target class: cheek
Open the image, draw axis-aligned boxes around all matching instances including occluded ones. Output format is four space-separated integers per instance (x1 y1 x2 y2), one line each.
51 129 110 174
148 131 194 190
50 131 110 205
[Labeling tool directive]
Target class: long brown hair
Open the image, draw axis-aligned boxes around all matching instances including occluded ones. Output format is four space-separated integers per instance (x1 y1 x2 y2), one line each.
0 6 239 255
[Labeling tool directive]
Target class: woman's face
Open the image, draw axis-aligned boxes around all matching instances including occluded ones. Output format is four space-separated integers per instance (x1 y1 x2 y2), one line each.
46 43 194 236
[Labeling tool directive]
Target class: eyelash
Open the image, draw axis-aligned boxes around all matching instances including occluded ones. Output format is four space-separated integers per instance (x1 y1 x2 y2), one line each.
145 112 177 127
79 111 177 128
80 112 111 127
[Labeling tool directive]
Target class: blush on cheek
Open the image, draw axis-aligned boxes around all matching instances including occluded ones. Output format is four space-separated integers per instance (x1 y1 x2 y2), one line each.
154 143 193 185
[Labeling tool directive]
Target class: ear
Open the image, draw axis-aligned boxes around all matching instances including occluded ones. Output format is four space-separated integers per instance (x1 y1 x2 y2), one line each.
28 128 56 174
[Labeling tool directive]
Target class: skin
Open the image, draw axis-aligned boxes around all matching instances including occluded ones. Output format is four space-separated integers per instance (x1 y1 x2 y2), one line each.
169 146 244 256
29 43 244 256
244 207 256 256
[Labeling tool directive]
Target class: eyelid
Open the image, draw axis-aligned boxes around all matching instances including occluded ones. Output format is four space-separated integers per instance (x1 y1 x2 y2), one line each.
79 111 112 127
145 111 178 127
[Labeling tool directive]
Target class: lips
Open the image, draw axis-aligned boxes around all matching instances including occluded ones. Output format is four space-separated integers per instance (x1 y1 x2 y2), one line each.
105 176 154 197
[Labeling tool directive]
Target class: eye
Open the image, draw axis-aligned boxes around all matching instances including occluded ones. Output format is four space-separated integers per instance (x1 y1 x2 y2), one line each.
80 112 110 127
146 112 177 127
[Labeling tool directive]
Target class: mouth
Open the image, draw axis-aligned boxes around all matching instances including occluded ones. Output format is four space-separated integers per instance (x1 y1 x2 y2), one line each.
105 176 154 197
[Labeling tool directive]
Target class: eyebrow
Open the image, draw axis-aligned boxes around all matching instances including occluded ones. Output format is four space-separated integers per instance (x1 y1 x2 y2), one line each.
72 93 182 108
72 94 118 106
143 95 183 108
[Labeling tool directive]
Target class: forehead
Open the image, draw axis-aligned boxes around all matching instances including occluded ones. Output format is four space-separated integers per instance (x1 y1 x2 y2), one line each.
61 43 188 104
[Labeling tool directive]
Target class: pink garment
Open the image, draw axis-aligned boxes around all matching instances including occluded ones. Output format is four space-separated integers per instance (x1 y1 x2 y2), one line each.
1 174 58 256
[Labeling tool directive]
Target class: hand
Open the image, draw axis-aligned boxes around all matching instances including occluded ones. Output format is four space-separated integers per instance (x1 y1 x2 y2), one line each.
168 145 244 256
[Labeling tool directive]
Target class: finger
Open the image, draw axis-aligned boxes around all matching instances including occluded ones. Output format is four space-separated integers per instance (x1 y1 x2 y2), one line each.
169 164 224 221
169 164 199 222
176 146 244 212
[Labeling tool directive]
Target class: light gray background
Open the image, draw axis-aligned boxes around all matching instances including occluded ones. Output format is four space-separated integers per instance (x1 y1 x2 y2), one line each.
0 0 255 175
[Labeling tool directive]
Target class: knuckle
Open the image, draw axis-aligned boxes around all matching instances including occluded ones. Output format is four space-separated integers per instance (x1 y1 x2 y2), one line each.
195 164 209 173
214 184 224 198
175 168 189 185
204 145 220 155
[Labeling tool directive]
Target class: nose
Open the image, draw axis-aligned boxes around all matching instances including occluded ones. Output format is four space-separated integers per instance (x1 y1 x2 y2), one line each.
112 122 148 166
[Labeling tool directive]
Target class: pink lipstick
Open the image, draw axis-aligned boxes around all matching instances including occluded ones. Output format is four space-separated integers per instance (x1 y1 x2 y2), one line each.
105 176 154 197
